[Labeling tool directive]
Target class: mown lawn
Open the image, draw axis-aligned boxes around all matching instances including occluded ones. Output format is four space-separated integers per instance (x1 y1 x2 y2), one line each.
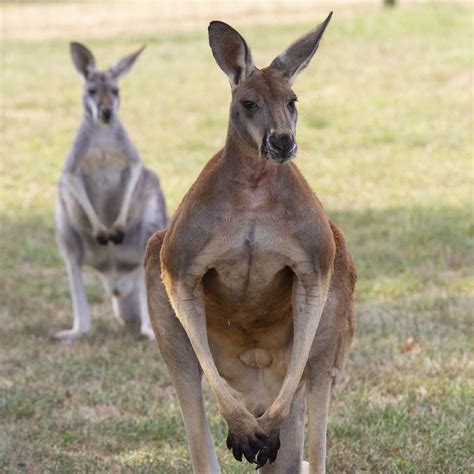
1 3 473 473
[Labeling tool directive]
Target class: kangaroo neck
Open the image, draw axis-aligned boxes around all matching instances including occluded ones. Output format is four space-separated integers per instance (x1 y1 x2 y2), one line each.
221 127 280 190
82 113 122 133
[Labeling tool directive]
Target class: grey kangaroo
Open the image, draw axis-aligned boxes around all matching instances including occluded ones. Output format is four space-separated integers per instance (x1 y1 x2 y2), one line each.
55 42 167 341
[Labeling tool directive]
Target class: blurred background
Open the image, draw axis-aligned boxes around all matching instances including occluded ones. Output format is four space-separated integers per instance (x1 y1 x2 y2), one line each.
1 1 472 472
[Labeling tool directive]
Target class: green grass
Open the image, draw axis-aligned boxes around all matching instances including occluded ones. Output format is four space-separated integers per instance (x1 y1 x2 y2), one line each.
1 3 473 473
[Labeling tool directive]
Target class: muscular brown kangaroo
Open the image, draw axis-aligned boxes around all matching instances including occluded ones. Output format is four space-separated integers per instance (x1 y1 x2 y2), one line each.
145 12 356 473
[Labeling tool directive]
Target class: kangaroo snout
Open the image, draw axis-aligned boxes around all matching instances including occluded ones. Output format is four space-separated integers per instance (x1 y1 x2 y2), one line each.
100 107 113 123
266 132 297 163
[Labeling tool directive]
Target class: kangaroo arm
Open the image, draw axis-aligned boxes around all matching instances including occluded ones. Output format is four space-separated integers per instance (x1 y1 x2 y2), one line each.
114 162 142 227
63 172 107 234
165 275 249 420
261 268 331 428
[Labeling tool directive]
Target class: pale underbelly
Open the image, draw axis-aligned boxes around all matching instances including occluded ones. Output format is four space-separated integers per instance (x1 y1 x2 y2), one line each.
202 226 297 412
84 244 144 298
209 331 293 415
204 259 294 413
79 148 130 226
83 169 127 226
83 239 144 274
83 167 125 189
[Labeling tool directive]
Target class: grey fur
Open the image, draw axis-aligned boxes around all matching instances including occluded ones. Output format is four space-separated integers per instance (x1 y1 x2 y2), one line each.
54 42 167 341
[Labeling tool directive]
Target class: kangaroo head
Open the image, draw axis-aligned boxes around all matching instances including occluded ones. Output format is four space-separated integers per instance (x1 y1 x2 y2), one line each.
208 13 332 163
70 42 145 125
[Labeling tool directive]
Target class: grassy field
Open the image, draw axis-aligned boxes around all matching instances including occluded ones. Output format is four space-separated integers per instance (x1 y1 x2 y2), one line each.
1 3 473 473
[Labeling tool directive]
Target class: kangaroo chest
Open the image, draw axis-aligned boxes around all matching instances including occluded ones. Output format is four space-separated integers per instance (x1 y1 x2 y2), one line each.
80 147 129 182
200 213 297 361
205 218 293 301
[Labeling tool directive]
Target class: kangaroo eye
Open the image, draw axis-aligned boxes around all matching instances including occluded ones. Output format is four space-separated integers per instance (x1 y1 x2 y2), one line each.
111 88 119 96
288 98 298 109
242 100 257 110
88 88 97 96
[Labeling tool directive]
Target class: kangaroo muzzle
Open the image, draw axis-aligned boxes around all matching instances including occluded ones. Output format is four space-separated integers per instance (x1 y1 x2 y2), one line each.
100 107 113 123
262 132 297 163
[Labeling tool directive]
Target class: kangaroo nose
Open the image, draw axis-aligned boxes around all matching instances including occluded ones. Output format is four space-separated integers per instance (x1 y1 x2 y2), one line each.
269 133 295 156
101 108 112 122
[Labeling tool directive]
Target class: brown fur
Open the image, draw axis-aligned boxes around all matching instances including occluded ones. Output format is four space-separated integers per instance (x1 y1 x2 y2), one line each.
145 14 356 473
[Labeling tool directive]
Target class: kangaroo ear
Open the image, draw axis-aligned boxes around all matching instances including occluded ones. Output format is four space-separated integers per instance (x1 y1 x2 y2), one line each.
269 12 332 84
208 21 256 88
70 42 96 78
109 45 145 80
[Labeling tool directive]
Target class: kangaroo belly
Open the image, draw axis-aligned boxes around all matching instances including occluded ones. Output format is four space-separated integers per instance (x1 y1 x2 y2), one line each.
207 319 293 416
204 251 294 413
82 239 144 296
199 219 298 412
80 149 129 226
